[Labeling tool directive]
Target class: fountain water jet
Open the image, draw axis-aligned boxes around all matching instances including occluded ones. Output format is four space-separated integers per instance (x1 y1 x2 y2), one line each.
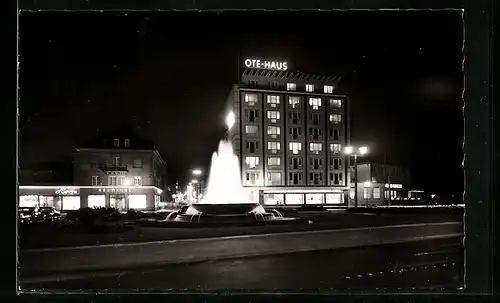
202 141 249 205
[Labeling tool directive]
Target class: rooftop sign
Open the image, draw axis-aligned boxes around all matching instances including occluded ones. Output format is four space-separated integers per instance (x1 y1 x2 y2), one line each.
244 59 288 71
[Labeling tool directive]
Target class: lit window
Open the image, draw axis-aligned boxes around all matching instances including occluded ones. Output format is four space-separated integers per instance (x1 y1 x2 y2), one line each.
289 142 302 154
129 194 147 209
324 85 334 93
309 143 322 155
245 125 258 134
306 84 314 92
363 188 371 199
19 195 39 208
267 172 282 185
117 176 125 186
245 156 260 168
133 159 142 168
267 111 280 121
245 172 260 185
309 98 322 110
88 195 105 208
330 114 342 124
329 99 342 108
267 126 280 137
373 187 381 199
114 139 120 147
92 176 101 186
268 142 281 153
108 176 117 186
62 196 80 210
288 96 300 108
287 83 296 91
267 95 280 107
330 143 342 155
268 157 281 166
134 176 143 186
245 93 258 105
124 139 131 147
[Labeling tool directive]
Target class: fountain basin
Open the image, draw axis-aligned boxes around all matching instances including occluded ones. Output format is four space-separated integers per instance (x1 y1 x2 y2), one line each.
187 203 261 216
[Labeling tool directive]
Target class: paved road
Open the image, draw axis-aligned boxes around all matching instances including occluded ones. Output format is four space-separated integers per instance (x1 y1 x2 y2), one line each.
23 238 463 292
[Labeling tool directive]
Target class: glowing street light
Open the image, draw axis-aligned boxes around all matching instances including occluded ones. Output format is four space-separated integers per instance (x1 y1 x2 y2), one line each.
344 145 369 208
191 179 199 184
192 169 202 176
225 111 235 130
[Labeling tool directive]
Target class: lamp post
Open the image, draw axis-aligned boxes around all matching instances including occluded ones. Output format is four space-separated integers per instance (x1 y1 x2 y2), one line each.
344 145 368 208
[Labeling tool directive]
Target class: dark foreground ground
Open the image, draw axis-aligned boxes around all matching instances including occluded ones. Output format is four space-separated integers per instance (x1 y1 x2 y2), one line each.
19 209 463 250
23 237 463 292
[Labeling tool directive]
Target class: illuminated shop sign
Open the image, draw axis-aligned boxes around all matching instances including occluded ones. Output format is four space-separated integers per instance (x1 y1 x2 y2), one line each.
384 184 403 189
98 188 134 193
244 59 288 71
55 188 78 195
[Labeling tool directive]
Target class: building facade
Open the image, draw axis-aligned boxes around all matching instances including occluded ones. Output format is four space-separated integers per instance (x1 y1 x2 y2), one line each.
226 65 350 207
19 128 167 212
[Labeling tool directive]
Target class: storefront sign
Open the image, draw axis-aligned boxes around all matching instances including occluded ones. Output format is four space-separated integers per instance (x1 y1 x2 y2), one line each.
244 59 288 71
384 184 403 189
55 188 78 195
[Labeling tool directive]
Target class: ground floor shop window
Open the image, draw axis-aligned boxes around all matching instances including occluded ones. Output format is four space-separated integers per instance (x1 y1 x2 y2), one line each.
264 193 284 205
285 194 304 205
39 196 62 210
326 193 343 204
19 195 38 207
305 194 324 204
62 196 81 210
129 194 147 209
88 195 106 208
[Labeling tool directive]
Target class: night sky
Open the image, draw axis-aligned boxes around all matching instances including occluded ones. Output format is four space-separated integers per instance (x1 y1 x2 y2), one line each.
19 11 463 196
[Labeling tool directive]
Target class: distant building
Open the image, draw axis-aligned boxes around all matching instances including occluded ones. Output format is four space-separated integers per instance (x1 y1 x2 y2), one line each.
19 127 167 211
350 162 425 206
225 60 350 207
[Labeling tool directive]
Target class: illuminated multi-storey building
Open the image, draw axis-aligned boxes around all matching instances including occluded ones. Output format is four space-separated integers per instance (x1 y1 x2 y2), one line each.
226 60 351 207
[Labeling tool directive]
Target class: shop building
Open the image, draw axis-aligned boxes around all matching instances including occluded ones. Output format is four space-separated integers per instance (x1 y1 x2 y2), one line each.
18 127 167 212
350 162 425 206
225 59 350 207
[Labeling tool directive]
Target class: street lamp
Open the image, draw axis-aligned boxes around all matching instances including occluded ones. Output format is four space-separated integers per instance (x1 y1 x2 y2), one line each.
192 169 202 176
344 145 369 208
225 111 235 130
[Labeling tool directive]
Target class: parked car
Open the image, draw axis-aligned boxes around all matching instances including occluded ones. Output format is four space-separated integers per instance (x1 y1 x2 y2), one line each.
18 207 39 224
36 206 62 223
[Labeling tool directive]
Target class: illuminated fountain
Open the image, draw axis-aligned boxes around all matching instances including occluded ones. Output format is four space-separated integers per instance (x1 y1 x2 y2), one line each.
139 140 296 226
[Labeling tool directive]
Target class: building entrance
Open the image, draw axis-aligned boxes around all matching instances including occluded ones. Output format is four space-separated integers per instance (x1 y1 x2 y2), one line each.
110 194 126 211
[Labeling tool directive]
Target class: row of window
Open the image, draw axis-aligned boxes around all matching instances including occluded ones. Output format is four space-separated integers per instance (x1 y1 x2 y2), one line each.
244 109 342 125
91 175 143 186
244 172 344 186
245 94 342 109
112 139 131 148
261 126 341 139
91 157 143 168
244 156 343 170
245 140 342 155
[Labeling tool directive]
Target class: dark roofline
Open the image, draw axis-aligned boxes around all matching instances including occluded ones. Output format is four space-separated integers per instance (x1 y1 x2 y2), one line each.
242 68 342 84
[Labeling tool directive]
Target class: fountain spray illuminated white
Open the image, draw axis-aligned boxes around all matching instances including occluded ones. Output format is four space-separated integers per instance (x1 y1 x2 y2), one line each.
201 140 250 204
